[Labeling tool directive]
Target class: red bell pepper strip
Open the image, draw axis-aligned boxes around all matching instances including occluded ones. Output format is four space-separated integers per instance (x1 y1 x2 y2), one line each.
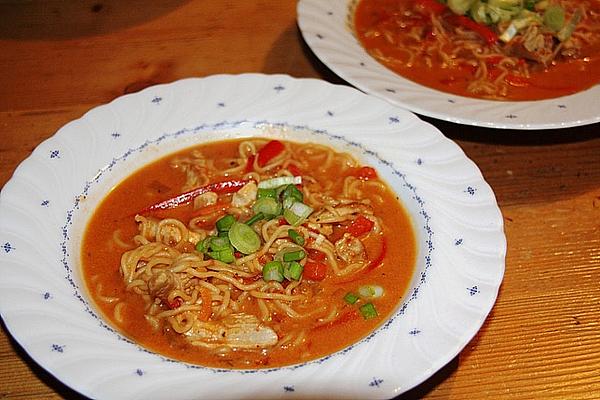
347 215 375 237
448 15 498 44
257 140 285 167
415 0 447 15
244 154 256 173
334 237 387 284
303 260 327 281
366 238 387 271
167 297 183 309
286 163 302 177
307 248 327 262
198 288 212 321
139 179 251 213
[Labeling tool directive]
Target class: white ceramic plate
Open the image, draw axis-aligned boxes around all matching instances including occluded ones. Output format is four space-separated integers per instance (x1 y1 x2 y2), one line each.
297 0 600 130
0 74 505 399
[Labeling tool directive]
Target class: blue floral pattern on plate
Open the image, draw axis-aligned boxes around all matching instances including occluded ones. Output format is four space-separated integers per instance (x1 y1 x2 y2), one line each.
0 74 505 400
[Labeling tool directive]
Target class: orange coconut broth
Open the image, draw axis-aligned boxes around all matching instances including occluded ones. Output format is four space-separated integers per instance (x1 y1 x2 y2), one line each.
81 138 415 368
354 0 600 101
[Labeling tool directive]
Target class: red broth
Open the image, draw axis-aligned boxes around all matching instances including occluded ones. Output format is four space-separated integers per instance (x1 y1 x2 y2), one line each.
355 0 600 100
82 138 416 368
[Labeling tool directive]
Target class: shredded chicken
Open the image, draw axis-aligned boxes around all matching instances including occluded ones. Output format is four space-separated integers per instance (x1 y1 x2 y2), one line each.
232 182 257 207
508 25 556 66
148 270 176 303
193 191 218 209
334 233 367 264
184 313 278 349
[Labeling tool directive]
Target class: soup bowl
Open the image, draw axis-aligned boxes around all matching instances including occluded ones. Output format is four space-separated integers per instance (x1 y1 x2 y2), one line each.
298 0 600 129
0 74 505 399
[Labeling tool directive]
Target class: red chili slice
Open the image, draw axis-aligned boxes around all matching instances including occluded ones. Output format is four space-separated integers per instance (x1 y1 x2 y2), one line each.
448 15 498 44
303 260 327 281
257 140 285 167
347 215 375 237
139 179 251 213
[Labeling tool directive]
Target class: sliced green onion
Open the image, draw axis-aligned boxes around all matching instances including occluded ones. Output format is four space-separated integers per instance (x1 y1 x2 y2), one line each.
288 229 305 245
359 303 378 320
535 0 549 10
557 9 581 42
220 248 236 263
274 244 304 262
195 236 212 253
208 247 235 264
284 261 303 281
524 0 536 10
216 214 236 232
448 0 476 15
263 261 284 282
344 292 359 305
282 184 303 203
283 249 305 262
283 201 313 226
257 188 277 199
253 197 282 216
228 222 261 254
358 285 384 299
245 212 265 226
544 5 565 31
258 176 302 189
499 22 518 42
282 196 295 210
210 236 230 251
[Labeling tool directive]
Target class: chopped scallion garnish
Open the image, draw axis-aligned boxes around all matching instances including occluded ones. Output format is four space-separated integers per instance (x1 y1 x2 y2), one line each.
282 184 303 203
359 303 378 320
216 214 236 232
245 212 265 226
358 285 384 299
210 236 230 251
543 5 565 31
257 188 277 199
253 197 282 216
344 292 359 305
258 176 302 189
263 261 284 282
228 222 261 254
284 261 303 281
288 229 305 245
283 249 305 262
195 236 212 253
283 201 313 226
208 247 235 264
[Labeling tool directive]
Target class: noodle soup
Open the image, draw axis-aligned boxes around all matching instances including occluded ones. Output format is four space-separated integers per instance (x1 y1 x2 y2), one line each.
82 138 415 368
354 0 600 100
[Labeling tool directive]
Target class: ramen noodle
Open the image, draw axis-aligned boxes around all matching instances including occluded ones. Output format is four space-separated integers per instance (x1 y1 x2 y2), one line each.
82 138 415 368
355 0 600 100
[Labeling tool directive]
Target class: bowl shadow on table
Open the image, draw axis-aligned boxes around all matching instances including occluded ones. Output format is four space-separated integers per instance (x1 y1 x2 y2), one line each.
0 0 191 40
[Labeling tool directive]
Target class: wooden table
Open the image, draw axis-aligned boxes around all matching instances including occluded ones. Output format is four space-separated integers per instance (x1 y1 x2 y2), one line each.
1 1 599 399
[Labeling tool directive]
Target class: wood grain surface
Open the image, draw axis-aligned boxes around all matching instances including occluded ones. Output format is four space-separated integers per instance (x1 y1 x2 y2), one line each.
1 1 599 399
